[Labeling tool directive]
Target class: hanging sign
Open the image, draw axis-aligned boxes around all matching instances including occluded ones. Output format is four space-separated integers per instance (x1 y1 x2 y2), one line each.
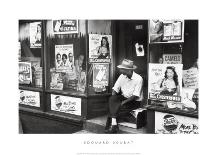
52 20 78 34
19 90 40 107
155 111 199 134
51 94 81 116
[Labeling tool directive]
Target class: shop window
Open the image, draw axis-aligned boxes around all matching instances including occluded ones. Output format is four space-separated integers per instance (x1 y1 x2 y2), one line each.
45 20 87 95
19 20 43 88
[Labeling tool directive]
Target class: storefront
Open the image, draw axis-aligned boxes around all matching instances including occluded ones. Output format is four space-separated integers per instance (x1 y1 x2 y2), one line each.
19 20 198 133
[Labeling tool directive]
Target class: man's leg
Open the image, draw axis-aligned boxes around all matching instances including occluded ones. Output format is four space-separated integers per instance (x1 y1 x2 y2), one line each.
105 95 125 133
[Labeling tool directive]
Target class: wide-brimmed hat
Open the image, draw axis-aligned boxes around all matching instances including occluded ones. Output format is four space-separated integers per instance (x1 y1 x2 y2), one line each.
117 59 137 70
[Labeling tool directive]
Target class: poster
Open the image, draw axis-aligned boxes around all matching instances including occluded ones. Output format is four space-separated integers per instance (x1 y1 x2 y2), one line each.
89 34 112 63
52 20 78 34
135 43 145 56
93 63 109 88
19 62 32 84
155 111 199 134
149 20 184 43
148 63 183 102
183 67 199 89
55 44 74 69
30 22 42 48
163 54 182 64
50 70 64 90
51 94 81 116
19 90 40 107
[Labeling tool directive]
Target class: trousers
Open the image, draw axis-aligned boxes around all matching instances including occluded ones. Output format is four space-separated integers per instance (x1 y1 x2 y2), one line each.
108 94 140 119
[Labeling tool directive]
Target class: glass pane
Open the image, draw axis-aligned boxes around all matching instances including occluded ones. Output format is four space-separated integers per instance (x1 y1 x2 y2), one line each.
19 20 43 88
46 20 87 95
87 20 112 94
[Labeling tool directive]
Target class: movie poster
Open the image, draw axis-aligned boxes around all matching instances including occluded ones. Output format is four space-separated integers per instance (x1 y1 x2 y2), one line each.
52 20 78 34
30 22 42 48
149 20 184 43
19 90 40 107
19 62 32 84
183 67 198 89
148 63 183 102
55 44 74 69
155 111 199 134
163 54 182 64
51 94 81 116
89 34 112 63
93 63 109 88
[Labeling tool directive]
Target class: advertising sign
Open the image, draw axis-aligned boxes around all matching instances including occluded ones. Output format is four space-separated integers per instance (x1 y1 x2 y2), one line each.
155 111 199 134
148 63 183 102
51 94 81 116
89 34 112 63
183 67 198 89
93 63 109 88
19 90 40 107
30 22 42 48
149 20 184 43
53 20 78 34
55 44 74 69
163 54 182 64
19 62 32 84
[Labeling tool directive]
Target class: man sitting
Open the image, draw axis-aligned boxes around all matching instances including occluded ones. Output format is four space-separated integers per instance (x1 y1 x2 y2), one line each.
105 59 143 133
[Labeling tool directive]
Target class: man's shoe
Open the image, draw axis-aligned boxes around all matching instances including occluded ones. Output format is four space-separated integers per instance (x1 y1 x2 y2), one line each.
104 117 111 133
108 125 119 134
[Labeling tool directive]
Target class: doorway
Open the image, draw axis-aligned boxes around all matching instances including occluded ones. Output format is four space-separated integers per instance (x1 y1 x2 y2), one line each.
114 20 149 105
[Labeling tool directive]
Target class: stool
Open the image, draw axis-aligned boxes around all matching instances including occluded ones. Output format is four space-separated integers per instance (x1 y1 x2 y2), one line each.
118 108 147 129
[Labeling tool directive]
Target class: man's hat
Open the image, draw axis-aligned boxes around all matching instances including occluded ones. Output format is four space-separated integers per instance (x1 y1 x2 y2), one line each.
117 59 137 70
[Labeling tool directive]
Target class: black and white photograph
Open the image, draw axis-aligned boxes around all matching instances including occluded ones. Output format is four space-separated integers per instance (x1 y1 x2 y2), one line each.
18 19 198 134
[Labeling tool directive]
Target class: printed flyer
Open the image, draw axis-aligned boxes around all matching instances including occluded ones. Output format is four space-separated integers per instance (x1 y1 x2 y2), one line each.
89 34 112 63
183 67 198 89
53 20 78 34
155 111 199 134
19 90 40 107
148 63 183 102
51 94 81 115
30 22 42 48
149 20 184 43
93 63 109 88
19 62 32 84
55 44 74 69
163 54 182 64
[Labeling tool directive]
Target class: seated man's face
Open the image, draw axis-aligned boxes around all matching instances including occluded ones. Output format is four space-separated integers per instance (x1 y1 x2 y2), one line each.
119 68 132 79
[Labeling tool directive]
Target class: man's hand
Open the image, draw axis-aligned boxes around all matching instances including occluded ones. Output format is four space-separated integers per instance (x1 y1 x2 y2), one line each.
121 95 139 106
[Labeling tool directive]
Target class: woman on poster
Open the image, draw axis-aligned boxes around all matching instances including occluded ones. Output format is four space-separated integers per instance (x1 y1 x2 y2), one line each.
97 36 110 59
156 66 180 96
